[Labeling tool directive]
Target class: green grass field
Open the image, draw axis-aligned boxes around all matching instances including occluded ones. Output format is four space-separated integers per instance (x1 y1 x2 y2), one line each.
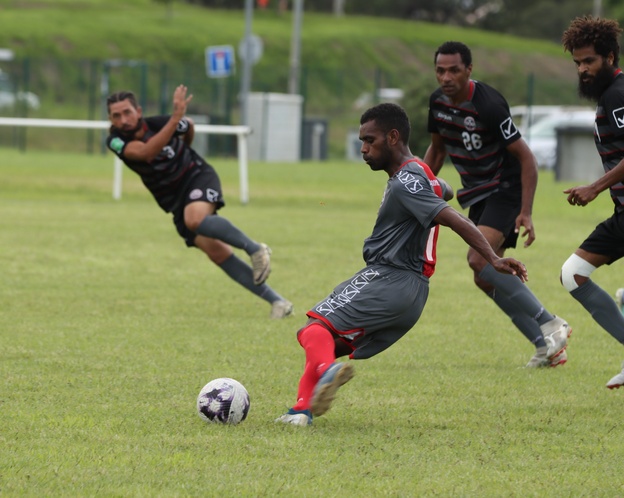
2 148 624 496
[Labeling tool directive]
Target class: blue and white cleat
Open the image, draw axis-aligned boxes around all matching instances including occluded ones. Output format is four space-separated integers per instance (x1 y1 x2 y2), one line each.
275 408 313 426
310 362 355 417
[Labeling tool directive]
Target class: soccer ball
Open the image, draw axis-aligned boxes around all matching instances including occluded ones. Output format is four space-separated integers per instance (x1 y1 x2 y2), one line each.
197 378 250 425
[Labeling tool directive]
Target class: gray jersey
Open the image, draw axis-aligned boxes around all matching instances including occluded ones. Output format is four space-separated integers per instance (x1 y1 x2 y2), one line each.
363 158 449 277
306 159 449 360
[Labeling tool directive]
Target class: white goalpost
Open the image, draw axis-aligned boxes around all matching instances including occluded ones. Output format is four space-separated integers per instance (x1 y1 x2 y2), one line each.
0 117 253 204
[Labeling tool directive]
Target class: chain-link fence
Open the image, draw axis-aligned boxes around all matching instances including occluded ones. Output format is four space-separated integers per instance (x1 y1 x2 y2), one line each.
0 57 580 160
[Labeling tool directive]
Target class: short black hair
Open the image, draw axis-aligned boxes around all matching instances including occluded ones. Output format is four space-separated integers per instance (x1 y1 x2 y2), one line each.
106 90 139 112
434 41 472 67
360 103 411 144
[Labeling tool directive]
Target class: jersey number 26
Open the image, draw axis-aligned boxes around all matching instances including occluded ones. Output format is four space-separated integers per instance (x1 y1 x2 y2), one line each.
462 132 482 151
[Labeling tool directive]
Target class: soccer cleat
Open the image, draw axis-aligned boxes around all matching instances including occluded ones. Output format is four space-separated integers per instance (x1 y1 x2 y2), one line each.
310 362 355 417
540 315 571 361
550 349 567 367
606 362 624 389
270 300 294 319
525 347 549 368
250 243 271 285
275 408 313 426
525 346 566 368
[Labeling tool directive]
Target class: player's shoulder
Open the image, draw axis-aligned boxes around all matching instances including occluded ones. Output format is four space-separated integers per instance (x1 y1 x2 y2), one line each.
106 131 126 155
473 80 508 106
144 115 167 127
604 73 624 100
390 160 434 194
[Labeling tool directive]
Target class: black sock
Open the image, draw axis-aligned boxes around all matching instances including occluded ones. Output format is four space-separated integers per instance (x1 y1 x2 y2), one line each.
571 280 624 343
479 264 554 325
219 254 282 303
488 290 546 347
196 215 260 255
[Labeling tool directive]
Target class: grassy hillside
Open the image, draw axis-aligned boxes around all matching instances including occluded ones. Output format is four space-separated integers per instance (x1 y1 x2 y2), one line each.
0 0 582 157
1 0 569 64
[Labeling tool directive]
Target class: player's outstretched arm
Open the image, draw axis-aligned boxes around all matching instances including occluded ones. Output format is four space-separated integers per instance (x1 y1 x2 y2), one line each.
434 206 528 282
124 85 193 163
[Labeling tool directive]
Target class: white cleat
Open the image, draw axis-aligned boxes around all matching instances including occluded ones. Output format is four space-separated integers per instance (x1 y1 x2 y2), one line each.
606 362 624 390
250 243 271 285
541 315 571 361
270 300 294 319
275 409 312 426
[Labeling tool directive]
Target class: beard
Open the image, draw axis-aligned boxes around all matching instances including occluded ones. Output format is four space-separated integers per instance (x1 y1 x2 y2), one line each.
363 146 392 171
578 63 615 101
113 118 144 139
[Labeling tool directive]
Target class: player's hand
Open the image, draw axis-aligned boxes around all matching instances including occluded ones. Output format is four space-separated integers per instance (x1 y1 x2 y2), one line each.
492 257 528 283
514 213 535 248
172 84 193 118
564 185 598 207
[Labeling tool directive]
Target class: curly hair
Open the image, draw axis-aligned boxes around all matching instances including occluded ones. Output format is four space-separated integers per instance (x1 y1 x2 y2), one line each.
562 16 622 66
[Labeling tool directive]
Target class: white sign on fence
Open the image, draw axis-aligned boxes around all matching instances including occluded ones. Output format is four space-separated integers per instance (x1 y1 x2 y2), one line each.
205 45 235 78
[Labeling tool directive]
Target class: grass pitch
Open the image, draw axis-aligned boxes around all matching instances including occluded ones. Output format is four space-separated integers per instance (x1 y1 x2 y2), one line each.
2 148 624 496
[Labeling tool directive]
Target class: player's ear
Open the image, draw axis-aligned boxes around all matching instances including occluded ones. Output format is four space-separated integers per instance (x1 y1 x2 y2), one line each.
387 129 401 145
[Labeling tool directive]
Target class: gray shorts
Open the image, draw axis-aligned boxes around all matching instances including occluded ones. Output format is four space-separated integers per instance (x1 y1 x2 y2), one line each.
306 264 429 360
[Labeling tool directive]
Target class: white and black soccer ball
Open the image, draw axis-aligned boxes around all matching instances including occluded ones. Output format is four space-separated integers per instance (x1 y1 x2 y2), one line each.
197 378 250 425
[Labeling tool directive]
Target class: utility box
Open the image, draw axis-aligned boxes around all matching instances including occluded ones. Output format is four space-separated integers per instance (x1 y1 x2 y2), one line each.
346 129 362 161
555 124 603 182
188 114 209 157
247 92 303 162
301 117 328 160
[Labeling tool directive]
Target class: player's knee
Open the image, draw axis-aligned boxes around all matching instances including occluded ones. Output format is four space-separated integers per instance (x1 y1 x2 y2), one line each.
473 275 494 294
467 250 487 273
185 213 205 232
561 254 595 291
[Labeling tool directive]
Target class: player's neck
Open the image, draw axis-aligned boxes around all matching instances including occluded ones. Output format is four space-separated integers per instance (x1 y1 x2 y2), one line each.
449 81 472 105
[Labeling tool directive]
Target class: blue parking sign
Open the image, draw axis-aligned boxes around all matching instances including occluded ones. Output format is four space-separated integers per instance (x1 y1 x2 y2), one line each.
206 45 235 78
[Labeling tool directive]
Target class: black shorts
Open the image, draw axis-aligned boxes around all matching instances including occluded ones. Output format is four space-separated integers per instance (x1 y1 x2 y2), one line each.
579 208 624 263
172 166 225 247
467 182 521 249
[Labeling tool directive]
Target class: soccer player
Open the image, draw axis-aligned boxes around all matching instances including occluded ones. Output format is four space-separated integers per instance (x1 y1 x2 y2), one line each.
276 103 528 426
423 41 570 368
561 17 624 388
106 85 293 319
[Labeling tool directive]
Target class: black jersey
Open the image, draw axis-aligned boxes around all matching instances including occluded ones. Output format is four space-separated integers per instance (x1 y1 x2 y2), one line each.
594 70 624 207
427 80 522 208
106 116 205 212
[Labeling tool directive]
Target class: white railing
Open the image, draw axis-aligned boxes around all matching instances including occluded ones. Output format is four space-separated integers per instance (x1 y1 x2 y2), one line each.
0 117 252 204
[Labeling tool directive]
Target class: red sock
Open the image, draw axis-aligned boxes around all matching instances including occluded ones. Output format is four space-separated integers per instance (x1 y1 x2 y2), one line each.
292 323 336 411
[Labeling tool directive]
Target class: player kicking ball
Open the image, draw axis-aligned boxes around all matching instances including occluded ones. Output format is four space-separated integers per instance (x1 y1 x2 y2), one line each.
276 103 533 426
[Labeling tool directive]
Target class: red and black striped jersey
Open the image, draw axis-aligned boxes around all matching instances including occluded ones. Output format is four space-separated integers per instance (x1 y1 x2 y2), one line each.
427 80 521 208
107 116 203 212
594 70 624 207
